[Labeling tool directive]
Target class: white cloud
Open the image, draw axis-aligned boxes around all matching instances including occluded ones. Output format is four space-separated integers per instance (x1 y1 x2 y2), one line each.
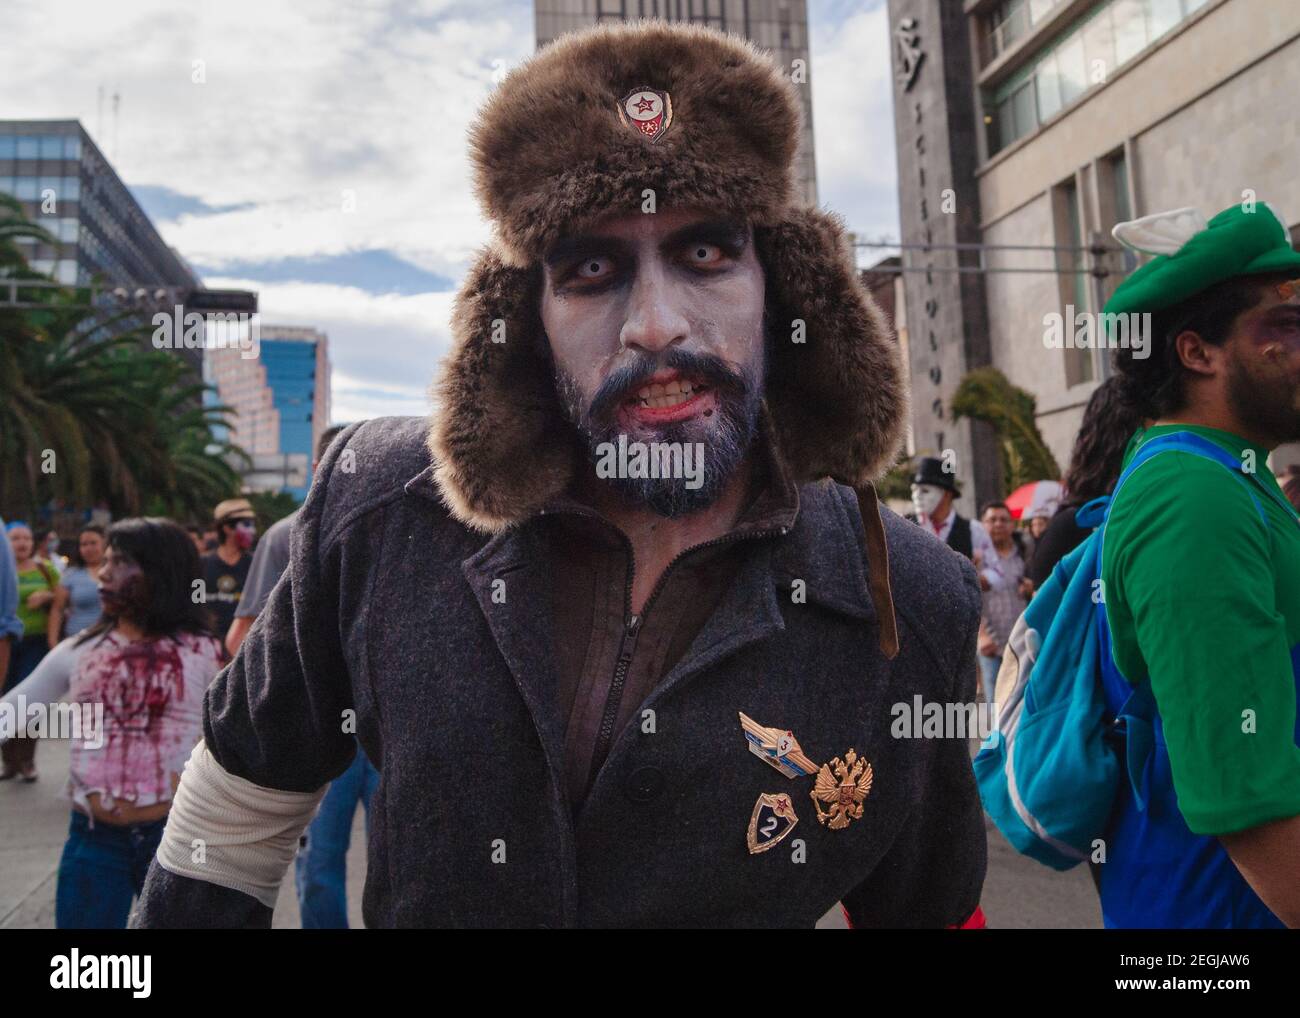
809 0 900 248
3 0 533 273
5 1 904 422
207 275 455 422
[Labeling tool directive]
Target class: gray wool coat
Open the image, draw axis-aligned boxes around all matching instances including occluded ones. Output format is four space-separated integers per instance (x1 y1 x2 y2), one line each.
134 416 986 928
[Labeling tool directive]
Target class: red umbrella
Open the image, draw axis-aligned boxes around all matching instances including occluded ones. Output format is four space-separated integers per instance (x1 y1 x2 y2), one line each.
1004 480 1062 521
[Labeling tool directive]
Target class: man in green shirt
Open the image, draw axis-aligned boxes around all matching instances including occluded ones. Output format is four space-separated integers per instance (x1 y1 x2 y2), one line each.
1102 201 1300 927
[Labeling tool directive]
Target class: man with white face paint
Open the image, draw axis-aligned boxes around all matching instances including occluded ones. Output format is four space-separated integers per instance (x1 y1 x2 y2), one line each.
907 457 1003 592
132 22 988 930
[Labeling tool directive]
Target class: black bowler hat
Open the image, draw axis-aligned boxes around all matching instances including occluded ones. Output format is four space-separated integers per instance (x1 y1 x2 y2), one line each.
911 457 961 495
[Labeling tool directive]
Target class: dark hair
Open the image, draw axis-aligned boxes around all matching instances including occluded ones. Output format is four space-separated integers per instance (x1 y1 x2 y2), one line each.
75 517 215 644
1112 274 1280 419
69 524 107 568
980 501 1011 517
316 423 348 462
1061 376 1148 504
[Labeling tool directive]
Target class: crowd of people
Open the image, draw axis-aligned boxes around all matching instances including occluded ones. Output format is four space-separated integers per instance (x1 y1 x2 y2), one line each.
0 424 370 928
2 21 1299 933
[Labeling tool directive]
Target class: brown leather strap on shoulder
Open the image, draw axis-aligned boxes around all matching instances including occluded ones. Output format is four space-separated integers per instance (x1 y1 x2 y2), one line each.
854 481 899 660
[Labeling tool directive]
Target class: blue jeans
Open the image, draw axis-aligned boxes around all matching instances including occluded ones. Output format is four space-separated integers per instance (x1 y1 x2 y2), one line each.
56 810 166 929
978 653 1000 706
294 745 378 929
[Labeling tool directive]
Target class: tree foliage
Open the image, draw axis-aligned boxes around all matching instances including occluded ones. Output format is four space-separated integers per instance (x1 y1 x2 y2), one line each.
951 367 1061 492
1 196 248 523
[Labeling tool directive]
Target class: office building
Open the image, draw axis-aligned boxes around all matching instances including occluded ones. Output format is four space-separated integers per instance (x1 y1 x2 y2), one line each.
206 325 331 500
0 119 255 377
886 0 1300 507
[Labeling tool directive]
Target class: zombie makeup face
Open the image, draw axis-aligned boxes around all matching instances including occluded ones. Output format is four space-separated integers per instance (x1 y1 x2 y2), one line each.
1224 276 1300 443
231 519 257 550
541 207 767 518
97 546 149 620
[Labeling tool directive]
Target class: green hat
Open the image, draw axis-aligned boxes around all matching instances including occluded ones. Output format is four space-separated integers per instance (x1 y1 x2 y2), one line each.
1104 201 1300 320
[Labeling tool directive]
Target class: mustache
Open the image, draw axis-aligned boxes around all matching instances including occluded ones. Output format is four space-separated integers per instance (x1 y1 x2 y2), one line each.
586 347 749 424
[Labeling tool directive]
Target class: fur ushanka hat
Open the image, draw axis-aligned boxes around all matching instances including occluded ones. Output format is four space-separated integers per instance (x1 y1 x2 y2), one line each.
430 21 908 545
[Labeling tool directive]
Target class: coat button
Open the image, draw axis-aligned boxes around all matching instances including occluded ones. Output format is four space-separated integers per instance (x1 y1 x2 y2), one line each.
624 766 664 802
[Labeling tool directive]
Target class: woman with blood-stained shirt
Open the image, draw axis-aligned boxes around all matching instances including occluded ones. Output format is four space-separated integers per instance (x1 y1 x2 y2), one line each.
0 518 222 928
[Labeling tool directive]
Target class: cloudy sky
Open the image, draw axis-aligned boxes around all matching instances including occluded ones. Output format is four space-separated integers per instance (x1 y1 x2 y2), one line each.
3 0 900 423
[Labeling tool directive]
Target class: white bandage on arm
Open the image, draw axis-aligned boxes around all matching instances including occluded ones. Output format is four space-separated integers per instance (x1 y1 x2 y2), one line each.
156 740 327 908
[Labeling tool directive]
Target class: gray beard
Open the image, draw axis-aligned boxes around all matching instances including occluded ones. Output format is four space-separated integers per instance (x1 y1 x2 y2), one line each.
554 362 764 519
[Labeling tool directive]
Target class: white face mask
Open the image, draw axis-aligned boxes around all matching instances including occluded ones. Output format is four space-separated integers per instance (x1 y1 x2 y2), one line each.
911 484 943 519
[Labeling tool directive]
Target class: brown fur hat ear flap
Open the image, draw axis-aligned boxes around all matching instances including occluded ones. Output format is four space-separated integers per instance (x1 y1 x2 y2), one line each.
429 247 578 533
757 207 909 486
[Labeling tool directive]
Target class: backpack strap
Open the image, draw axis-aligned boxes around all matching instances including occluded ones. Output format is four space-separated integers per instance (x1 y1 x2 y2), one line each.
1106 431 1287 528
35 560 57 590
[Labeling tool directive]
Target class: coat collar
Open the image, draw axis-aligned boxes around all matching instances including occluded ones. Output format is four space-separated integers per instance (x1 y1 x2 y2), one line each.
405 430 877 628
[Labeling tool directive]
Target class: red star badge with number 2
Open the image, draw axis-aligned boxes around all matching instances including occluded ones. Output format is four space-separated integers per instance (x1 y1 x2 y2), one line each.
617 86 673 142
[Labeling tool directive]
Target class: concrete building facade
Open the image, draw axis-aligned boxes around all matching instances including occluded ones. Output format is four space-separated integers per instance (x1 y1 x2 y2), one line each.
888 0 1300 497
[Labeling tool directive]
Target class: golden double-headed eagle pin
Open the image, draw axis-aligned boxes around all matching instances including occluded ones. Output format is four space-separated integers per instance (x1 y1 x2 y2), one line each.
810 749 874 830
739 713 873 854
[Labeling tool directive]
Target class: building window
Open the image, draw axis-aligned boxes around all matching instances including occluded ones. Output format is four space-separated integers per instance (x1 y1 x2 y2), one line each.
596 0 625 20
1148 0 1183 39
1110 151 1137 274
989 70 1038 153
687 0 724 30
987 0 1027 60
984 0 1210 156
1035 53 1062 121
1059 179 1095 386
985 0 1066 63
1112 0 1147 64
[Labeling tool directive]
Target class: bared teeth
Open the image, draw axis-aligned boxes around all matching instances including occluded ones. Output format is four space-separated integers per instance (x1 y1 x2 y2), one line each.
634 380 699 407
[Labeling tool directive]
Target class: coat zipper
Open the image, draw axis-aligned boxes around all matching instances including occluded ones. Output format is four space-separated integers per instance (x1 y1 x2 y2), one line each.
585 521 789 783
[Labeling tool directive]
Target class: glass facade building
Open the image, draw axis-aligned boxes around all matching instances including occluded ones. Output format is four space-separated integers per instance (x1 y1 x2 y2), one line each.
0 121 199 292
980 0 1214 156
534 0 818 206
259 327 332 501
0 119 204 371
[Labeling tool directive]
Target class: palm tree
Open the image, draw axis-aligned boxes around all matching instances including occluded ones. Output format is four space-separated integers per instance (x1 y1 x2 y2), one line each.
0 285 246 520
1 192 248 521
0 191 56 269
951 367 1061 492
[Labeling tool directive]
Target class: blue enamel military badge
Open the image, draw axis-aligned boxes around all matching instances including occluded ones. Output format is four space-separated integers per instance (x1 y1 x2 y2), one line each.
739 712 819 779
747 792 799 855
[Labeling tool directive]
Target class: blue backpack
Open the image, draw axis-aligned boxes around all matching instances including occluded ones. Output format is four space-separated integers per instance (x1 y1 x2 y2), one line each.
973 431 1286 870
